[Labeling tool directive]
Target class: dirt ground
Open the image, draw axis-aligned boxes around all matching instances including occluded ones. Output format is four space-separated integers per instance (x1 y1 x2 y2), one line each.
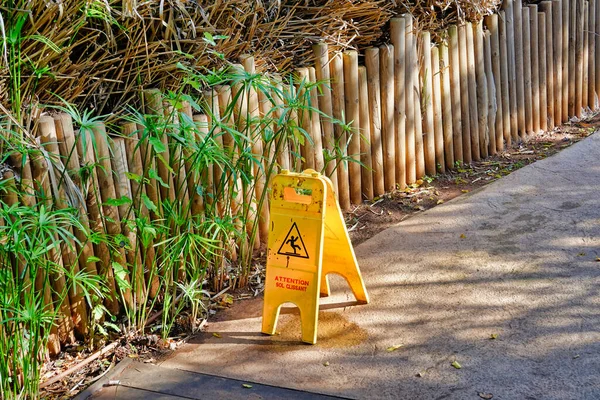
347 115 599 246
40 112 599 399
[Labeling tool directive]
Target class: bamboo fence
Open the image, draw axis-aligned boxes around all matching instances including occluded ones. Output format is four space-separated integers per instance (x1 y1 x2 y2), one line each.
4 0 600 348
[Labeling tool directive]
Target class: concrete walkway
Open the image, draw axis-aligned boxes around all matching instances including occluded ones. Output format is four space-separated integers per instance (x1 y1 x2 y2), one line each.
90 132 600 399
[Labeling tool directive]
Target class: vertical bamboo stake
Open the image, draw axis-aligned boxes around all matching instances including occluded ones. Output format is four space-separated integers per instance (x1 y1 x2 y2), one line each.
538 12 548 132
122 123 159 298
240 55 269 247
487 14 505 152
421 32 436 176
574 0 584 117
164 103 190 210
91 123 133 309
313 43 338 190
76 127 119 315
308 67 325 173
440 41 455 168
142 89 174 203
484 31 497 156
539 2 555 129
330 52 351 210
596 0 600 108
552 0 563 123
529 6 541 134
205 90 227 217
522 7 534 135
405 15 417 181
343 50 362 204
563 0 571 121
498 12 513 147
54 114 98 278
296 68 314 170
31 132 76 345
514 0 526 137
466 23 480 161
413 29 425 179
269 77 292 172
458 24 472 163
588 0 596 108
38 116 88 337
568 0 577 117
358 66 374 200
189 115 208 218
390 17 405 188
380 45 397 192
474 22 488 158
582 2 589 110
365 48 385 196
505 0 519 141
431 45 445 172
449 25 464 161
111 136 146 302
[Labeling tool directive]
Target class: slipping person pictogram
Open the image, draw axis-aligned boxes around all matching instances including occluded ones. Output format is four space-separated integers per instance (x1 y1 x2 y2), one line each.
277 222 309 258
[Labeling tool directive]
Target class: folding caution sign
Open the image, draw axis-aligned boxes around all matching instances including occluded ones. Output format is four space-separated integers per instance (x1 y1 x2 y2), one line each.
261 169 369 344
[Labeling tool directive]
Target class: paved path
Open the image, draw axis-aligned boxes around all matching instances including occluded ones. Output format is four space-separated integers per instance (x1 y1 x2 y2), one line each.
88 132 600 399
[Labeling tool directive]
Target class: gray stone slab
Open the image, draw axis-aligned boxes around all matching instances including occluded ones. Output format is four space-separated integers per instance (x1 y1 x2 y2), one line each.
85 360 346 399
160 132 600 399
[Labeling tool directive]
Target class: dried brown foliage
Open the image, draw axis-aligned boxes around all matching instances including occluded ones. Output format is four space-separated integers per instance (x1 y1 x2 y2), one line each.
1 0 501 116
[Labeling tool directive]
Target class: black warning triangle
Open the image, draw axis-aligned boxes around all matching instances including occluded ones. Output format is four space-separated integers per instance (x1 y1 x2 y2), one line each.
277 222 309 259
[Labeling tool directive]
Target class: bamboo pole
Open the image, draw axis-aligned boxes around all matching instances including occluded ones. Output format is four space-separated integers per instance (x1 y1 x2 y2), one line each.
563 0 571 121
552 0 563 124
449 25 464 161
539 2 555 129
122 123 159 299
330 52 351 210
505 0 519 141
380 45 397 192
38 116 89 337
522 7 533 135
529 6 541 134
30 137 76 345
582 2 589 110
574 0 584 117
431 45 445 172
365 48 385 196
76 126 119 315
308 67 325 173
240 55 269 246
91 123 133 309
313 43 338 191
164 103 190 211
588 0 596 109
466 23 480 161
343 50 362 204
514 0 526 137
358 66 373 200
405 15 417 181
458 24 472 163
421 32 436 176
142 89 174 204
498 12 512 147
111 136 146 298
296 68 314 170
440 41 455 168
190 115 208 218
486 14 505 152
538 12 548 132
204 90 227 218
474 22 488 158
596 0 600 108
484 31 497 156
390 17 405 188
568 0 577 117
413 30 425 179
53 114 98 278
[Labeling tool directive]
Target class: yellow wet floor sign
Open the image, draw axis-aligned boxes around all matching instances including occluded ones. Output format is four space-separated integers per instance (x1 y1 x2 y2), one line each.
262 169 369 344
